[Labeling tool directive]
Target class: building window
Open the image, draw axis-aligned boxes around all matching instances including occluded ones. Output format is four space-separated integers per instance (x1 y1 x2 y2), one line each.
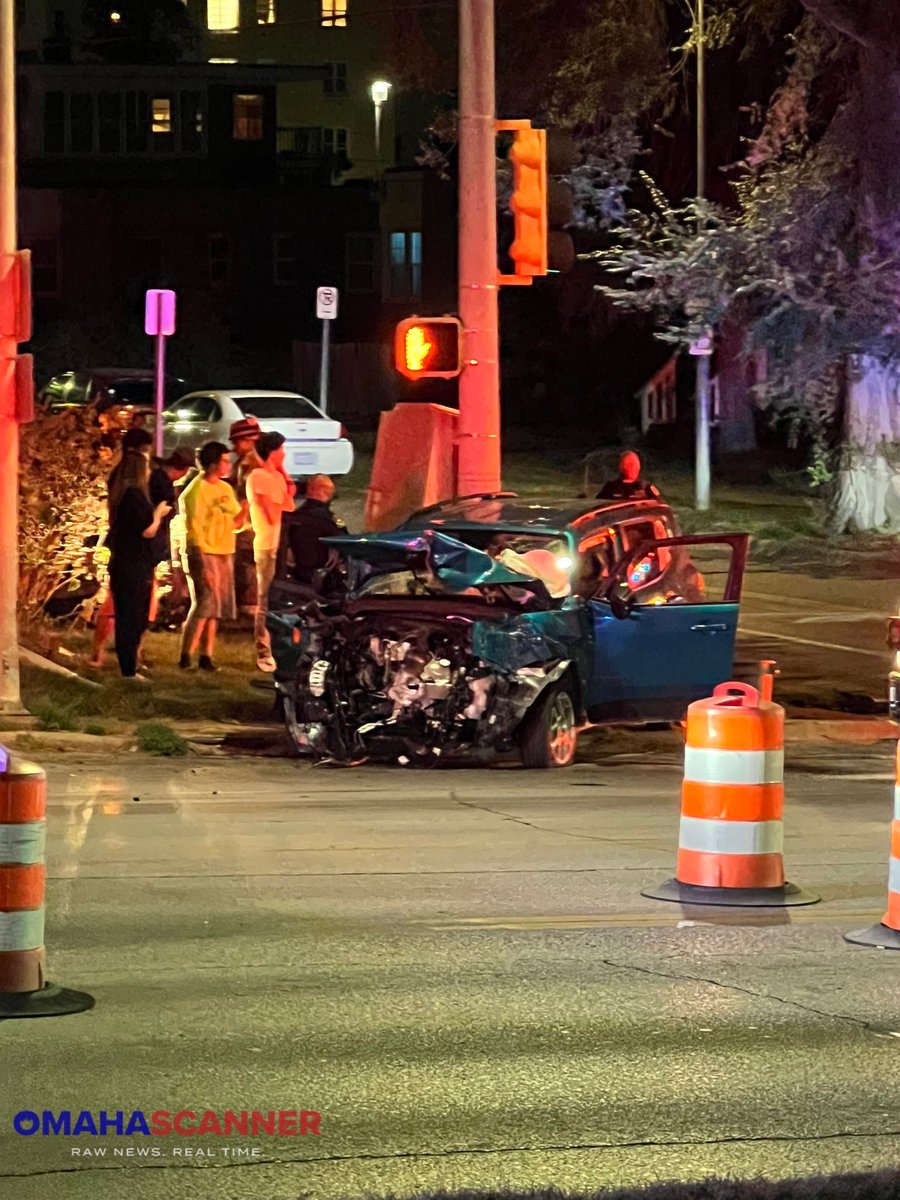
233 94 264 141
256 0 276 22
273 234 300 286
207 0 239 30
277 127 322 156
70 92 94 152
323 127 347 157
389 231 422 298
98 92 121 153
345 233 376 293
43 91 65 153
209 235 231 285
31 239 60 297
125 91 149 152
321 0 347 27
181 92 203 152
151 98 172 135
323 63 347 95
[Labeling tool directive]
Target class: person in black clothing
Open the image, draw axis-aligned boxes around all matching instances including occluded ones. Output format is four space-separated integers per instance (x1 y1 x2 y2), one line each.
106 451 171 679
281 474 343 586
596 451 661 501
90 436 192 666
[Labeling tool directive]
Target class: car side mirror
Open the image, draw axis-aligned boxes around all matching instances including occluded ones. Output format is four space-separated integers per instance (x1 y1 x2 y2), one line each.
608 588 637 620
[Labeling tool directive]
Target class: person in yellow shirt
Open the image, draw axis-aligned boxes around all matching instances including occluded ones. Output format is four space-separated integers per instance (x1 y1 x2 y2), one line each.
178 441 245 671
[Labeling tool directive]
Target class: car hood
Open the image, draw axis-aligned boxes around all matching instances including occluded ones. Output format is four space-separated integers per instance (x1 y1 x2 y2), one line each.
323 530 551 594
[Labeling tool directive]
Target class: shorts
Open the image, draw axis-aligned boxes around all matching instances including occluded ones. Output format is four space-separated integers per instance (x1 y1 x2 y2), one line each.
185 549 236 621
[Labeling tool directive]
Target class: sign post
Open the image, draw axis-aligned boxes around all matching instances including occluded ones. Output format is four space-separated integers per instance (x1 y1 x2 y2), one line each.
316 286 338 416
144 288 176 457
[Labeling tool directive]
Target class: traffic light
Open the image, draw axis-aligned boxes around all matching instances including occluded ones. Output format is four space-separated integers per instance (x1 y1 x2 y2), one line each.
507 126 548 278
394 316 464 380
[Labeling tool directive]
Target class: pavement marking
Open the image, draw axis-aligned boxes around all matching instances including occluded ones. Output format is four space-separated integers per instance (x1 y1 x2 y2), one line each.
739 627 886 658
423 908 883 931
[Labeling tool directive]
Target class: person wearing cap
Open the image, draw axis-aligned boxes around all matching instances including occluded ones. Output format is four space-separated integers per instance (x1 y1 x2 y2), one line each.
596 451 661 502
228 417 262 616
246 432 295 672
88 435 193 669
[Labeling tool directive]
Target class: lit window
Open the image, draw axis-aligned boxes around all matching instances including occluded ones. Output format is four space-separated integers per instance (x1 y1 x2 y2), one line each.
321 0 347 27
209 235 231 285
207 0 239 31
233 94 264 141
256 0 276 22
389 231 422 298
151 98 172 134
323 127 347 157
345 233 376 293
323 63 347 95
273 234 300 286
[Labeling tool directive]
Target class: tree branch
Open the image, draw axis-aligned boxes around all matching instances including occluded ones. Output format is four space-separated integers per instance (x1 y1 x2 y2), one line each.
800 0 878 47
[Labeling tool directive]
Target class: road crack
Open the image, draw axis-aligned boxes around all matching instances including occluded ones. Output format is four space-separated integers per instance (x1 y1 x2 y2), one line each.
450 791 621 845
597 955 894 1035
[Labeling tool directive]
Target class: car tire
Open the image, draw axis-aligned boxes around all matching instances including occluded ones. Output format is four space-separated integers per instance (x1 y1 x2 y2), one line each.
518 681 578 769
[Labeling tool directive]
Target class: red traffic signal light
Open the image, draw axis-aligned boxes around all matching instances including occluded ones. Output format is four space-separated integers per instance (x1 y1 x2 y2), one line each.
508 126 548 278
394 316 463 380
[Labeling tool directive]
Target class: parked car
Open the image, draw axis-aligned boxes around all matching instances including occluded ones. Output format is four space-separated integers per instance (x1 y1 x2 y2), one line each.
39 368 185 416
268 494 749 768
162 390 353 478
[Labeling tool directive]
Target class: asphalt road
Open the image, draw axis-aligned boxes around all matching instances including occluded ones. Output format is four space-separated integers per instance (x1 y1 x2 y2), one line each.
737 569 897 703
3 746 900 1200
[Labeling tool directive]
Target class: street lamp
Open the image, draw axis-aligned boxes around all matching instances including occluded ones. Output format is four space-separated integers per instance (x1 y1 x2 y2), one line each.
370 79 391 168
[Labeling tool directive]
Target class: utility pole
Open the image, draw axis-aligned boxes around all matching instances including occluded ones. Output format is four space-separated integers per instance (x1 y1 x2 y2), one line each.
694 0 712 512
456 0 501 496
0 0 23 714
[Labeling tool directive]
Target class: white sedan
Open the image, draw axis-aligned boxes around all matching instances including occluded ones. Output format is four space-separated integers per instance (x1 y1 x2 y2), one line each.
162 390 354 477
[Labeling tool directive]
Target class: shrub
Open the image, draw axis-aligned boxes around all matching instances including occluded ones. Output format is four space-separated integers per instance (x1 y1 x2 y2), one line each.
135 722 189 757
32 701 79 732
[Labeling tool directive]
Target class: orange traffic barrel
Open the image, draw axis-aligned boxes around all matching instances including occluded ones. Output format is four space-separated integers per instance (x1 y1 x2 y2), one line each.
0 747 94 1019
642 682 819 908
845 739 900 949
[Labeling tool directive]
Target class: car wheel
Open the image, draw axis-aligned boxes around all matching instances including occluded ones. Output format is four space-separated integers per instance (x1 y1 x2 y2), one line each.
518 681 578 769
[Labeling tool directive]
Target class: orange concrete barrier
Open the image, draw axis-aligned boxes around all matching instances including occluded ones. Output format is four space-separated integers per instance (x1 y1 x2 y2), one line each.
845 740 900 950
0 746 94 1019
642 681 819 908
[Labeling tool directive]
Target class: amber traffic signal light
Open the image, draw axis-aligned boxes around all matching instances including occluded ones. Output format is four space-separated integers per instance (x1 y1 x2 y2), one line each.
394 316 463 380
508 126 548 278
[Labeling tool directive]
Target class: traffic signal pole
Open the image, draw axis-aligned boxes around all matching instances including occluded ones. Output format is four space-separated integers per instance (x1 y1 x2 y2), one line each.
456 0 502 495
0 0 22 714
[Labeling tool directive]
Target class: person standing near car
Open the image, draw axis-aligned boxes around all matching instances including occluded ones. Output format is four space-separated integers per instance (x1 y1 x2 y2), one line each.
281 474 344 586
596 451 661 502
227 418 262 617
105 451 171 679
178 442 243 672
247 432 295 672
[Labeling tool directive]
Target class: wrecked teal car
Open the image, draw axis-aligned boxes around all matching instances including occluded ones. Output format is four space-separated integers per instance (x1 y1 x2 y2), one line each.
268 497 748 768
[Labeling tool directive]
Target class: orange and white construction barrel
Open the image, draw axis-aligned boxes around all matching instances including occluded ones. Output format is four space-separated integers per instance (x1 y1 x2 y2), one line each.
0 746 94 1019
845 739 900 949
642 682 818 908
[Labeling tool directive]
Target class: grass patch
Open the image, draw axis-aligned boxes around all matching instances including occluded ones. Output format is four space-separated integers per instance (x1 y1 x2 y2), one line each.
83 723 110 737
31 700 79 732
135 722 189 757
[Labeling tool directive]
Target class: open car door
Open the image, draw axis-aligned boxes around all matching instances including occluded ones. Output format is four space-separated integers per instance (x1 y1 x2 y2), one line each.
585 534 749 722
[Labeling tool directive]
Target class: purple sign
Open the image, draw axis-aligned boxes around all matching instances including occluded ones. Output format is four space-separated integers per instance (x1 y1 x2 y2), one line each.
145 289 177 337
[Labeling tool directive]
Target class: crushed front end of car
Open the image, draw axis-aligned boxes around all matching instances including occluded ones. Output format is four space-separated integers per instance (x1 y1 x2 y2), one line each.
268 531 589 767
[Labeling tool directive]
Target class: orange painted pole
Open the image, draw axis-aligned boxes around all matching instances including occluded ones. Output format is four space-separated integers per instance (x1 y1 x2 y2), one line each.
456 0 501 496
0 0 22 714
